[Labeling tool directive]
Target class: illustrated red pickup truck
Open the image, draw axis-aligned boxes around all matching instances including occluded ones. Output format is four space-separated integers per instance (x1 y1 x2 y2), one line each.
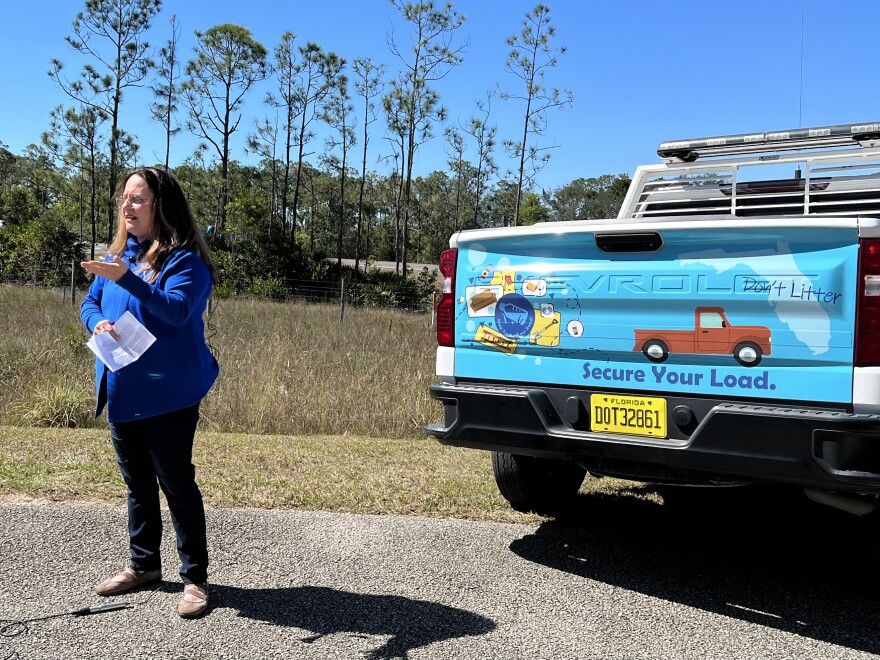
633 306 772 367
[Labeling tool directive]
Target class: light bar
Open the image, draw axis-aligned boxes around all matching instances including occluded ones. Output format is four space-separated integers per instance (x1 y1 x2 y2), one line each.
657 122 880 162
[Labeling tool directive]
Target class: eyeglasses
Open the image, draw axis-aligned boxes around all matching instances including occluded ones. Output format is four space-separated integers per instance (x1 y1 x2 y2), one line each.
116 195 153 207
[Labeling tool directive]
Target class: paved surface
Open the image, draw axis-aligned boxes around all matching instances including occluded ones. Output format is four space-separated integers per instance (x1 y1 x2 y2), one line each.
338 259 437 274
1 493 880 660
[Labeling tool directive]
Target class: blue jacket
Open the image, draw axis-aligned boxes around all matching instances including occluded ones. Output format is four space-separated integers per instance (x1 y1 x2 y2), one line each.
81 236 219 422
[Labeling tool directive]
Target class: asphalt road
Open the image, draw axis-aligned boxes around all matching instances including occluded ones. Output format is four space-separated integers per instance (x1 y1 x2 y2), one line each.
1 491 880 660
338 259 437 273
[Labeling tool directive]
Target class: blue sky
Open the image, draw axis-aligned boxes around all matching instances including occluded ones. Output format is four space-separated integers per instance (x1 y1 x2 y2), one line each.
2 0 880 191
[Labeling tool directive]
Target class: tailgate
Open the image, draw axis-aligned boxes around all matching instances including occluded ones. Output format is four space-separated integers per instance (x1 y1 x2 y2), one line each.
451 218 858 405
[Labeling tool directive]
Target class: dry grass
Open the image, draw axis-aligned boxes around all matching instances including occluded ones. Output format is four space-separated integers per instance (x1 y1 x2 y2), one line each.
0 284 439 437
204 296 438 436
0 286 97 427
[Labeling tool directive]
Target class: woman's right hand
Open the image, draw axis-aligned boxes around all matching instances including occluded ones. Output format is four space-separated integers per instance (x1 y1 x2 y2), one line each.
81 255 128 282
94 320 120 341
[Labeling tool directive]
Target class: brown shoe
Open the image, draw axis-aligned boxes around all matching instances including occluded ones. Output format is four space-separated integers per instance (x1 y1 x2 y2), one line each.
94 567 161 596
177 582 208 619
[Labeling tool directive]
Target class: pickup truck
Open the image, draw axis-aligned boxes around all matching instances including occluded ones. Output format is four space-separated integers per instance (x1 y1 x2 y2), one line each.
425 121 880 516
634 306 771 367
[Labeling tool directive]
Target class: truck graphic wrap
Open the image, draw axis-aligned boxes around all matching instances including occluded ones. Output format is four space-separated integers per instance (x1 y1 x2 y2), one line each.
452 225 857 404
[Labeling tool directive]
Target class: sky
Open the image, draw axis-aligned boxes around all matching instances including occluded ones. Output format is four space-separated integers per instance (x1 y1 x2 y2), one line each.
2 0 880 192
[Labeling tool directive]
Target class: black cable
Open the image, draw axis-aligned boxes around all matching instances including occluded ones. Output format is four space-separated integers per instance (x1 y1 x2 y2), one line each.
0 585 163 659
0 601 133 636
204 294 220 362
0 496 244 660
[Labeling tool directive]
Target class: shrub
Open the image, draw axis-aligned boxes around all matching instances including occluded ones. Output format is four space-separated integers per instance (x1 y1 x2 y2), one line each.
351 267 439 311
17 376 94 428
0 216 86 287
63 322 89 355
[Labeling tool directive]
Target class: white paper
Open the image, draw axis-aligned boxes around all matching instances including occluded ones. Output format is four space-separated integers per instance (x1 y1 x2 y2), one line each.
86 311 157 372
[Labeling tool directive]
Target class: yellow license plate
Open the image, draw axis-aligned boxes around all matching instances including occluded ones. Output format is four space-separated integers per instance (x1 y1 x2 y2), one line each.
589 393 667 438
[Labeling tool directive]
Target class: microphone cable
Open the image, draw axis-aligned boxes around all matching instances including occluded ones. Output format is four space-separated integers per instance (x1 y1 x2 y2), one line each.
0 580 165 660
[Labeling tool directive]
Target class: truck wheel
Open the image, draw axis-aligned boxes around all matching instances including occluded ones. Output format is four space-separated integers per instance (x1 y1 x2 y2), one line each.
642 339 669 363
733 341 762 367
491 452 587 515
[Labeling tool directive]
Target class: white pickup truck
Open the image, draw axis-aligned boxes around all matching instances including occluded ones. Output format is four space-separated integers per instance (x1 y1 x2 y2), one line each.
425 121 880 516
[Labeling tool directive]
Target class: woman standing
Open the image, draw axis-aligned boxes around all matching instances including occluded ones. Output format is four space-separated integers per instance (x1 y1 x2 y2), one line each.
80 167 219 619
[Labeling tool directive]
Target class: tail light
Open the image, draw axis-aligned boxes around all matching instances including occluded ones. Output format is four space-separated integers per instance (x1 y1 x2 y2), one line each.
437 248 458 346
855 239 880 365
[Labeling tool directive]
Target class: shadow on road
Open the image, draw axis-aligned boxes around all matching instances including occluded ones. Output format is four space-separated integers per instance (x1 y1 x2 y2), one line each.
211 584 495 660
510 485 880 654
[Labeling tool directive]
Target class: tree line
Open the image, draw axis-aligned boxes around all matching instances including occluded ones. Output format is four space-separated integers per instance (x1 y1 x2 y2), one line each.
0 0 631 301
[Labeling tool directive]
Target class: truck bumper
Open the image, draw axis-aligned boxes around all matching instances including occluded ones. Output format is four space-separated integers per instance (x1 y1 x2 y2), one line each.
425 381 880 493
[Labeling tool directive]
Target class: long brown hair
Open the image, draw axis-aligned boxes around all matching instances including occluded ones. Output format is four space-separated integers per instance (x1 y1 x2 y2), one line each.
109 167 218 285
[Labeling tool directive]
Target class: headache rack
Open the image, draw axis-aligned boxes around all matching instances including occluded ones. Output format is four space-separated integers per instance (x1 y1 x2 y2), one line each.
619 122 880 220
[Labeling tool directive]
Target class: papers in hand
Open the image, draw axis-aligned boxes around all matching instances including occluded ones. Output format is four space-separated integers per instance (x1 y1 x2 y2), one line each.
86 311 156 372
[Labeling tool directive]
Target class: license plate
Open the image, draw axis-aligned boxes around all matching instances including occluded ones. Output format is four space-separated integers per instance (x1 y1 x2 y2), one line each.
589 393 667 438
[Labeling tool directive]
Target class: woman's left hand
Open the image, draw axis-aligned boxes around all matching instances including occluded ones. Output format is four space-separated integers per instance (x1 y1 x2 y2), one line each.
81 255 128 282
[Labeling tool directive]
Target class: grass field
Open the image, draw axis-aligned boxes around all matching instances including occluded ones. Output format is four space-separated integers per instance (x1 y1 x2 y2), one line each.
0 284 656 520
0 426 656 522
0 284 439 437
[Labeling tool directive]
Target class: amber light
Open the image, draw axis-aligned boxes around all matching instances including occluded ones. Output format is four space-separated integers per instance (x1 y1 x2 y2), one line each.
436 248 458 346
855 239 880 365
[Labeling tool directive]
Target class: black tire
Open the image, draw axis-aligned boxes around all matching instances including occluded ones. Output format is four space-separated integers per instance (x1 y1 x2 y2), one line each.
733 341 762 367
642 339 669 363
491 452 587 515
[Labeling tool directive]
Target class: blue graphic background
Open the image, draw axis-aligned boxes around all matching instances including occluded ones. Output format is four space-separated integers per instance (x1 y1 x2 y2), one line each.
452 224 859 404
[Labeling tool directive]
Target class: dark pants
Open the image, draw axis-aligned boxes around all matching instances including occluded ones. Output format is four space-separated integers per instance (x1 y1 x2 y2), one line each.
109 403 208 584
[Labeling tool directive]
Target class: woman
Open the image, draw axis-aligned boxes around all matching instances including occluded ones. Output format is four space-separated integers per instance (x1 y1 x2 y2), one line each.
80 167 219 619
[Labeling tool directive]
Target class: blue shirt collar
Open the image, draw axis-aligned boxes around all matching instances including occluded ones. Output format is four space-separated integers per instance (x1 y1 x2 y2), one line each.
125 234 154 256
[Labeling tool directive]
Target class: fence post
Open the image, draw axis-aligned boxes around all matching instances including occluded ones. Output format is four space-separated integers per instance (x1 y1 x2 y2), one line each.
339 277 346 322
71 258 77 306
430 292 435 327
